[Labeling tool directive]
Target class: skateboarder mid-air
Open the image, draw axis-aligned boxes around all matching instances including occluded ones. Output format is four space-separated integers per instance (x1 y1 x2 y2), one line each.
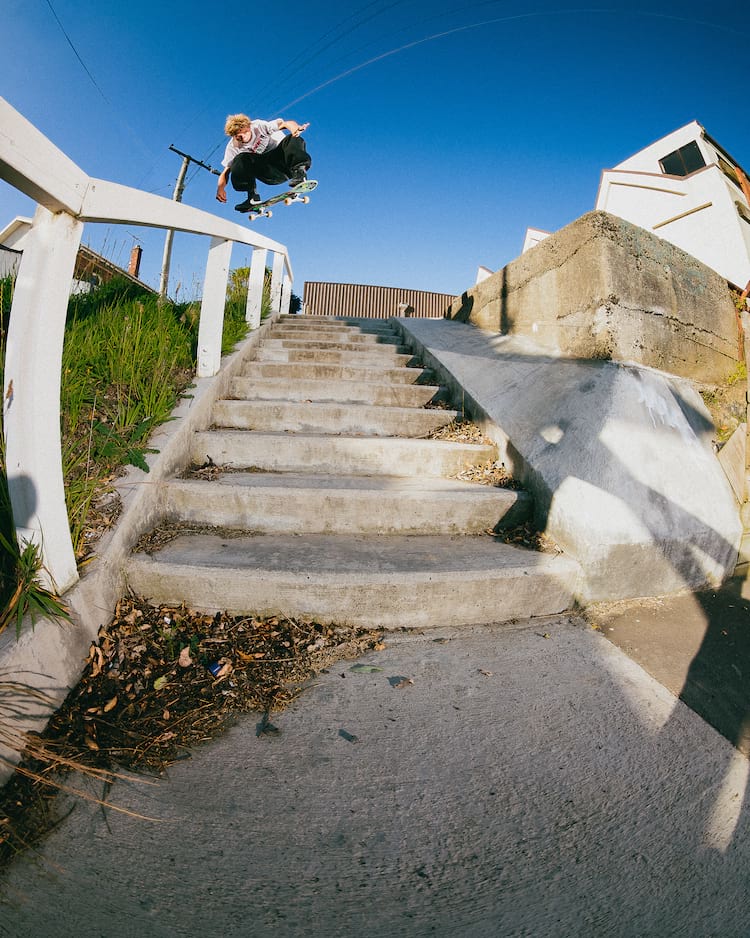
215 113 312 212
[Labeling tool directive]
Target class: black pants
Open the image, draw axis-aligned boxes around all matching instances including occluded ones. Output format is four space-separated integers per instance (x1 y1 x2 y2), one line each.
229 135 311 193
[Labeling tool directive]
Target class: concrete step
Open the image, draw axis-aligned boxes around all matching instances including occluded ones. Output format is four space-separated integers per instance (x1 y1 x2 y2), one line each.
126 533 579 629
280 315 395 333
229 376 440 406
189 430 496 477
211 400 457 436
262 338 409 354
163 473 530 535
241 361 430 385
254 346 413 366
268 327 400 346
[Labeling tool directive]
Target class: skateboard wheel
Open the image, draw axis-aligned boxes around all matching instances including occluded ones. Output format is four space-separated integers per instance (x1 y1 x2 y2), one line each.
302 196 310 204
267 210 273 218
284 197 293 206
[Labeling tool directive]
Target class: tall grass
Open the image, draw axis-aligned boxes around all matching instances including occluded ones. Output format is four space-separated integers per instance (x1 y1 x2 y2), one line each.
0 268 272 632
61 295 196 552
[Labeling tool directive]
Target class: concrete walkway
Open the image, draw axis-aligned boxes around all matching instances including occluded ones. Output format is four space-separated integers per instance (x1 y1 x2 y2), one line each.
1 614 748 937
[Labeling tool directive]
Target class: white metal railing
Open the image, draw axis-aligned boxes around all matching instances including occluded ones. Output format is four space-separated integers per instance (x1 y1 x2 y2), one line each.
0 96 294 596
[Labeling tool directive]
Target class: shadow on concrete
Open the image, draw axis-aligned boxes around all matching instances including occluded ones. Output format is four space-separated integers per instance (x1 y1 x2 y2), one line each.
689 579 750 754
600 577 750 758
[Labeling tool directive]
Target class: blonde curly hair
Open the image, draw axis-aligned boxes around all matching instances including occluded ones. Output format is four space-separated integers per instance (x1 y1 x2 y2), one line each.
224 114 252 136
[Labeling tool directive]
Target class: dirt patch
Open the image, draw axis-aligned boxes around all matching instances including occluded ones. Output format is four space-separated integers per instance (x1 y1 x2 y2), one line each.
492 520 563 554
450 460 523 489
134 522 257 554
180 459 275 481
425 419 490 444
0 595 384 870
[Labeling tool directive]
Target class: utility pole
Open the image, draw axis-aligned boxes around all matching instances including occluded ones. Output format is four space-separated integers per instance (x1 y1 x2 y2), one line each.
159 145 220 299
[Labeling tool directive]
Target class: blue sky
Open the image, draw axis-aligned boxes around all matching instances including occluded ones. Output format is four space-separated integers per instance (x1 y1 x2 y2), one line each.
1 0 748 299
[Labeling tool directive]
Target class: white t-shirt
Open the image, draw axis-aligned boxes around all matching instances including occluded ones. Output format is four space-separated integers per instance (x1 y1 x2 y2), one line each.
221 119 285 167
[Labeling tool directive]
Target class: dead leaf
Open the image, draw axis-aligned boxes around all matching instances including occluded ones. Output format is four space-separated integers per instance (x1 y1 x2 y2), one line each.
392 677 414 689
478 669 493 677
103 696 118 712
178 646 193 668
89 644 104 678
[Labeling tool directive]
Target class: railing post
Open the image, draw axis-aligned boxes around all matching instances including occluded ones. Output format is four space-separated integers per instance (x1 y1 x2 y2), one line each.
280 275 293 316
246 247 267 329
3 205 82 594
197 237 233 378
269 252 284 315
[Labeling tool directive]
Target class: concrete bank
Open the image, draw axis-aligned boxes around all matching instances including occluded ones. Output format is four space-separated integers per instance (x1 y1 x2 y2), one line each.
394 316 742 603
0 617 747 936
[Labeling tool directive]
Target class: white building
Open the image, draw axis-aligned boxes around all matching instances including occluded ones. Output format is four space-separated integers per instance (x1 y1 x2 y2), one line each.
521 122 750 289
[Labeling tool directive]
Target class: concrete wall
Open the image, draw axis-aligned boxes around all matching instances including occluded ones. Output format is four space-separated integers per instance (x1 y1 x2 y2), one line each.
449 211 740 385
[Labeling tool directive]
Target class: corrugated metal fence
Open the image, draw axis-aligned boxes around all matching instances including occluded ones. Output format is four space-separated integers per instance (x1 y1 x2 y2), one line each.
303 281 457 319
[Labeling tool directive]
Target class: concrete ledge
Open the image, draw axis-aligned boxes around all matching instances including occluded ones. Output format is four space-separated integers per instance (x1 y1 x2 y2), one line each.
394 316 742 603
448 211 740 384
0 315 279 783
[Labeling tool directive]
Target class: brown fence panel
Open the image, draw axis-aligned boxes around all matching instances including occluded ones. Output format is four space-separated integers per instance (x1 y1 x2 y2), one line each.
302 281 457 319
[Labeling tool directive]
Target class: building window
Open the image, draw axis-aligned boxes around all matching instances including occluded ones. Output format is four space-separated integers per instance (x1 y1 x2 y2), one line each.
659 141 706 176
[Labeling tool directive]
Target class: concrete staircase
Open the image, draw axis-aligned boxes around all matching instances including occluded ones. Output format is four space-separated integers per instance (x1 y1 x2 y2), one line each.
126 316 580 629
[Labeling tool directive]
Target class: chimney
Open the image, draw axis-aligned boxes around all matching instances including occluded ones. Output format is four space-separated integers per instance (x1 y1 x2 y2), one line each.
128 245 142 279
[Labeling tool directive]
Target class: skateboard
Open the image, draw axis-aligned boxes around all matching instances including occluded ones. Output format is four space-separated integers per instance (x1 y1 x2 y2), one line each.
246 180 318 220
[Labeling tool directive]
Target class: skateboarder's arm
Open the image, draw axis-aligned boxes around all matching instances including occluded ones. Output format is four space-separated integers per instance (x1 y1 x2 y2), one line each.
216 167 229 203
278 119 309 137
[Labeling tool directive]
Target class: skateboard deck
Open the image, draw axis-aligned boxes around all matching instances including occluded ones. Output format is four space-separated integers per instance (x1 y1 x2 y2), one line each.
247 180 318 220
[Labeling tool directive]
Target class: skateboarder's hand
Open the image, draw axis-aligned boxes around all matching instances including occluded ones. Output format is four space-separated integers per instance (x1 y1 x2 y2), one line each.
280 119 309 137
216 181 227 203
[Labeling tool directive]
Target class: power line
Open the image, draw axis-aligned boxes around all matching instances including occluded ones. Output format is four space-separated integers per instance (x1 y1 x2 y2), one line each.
43 0 111 105
255 0 413 112
276 6 746 111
